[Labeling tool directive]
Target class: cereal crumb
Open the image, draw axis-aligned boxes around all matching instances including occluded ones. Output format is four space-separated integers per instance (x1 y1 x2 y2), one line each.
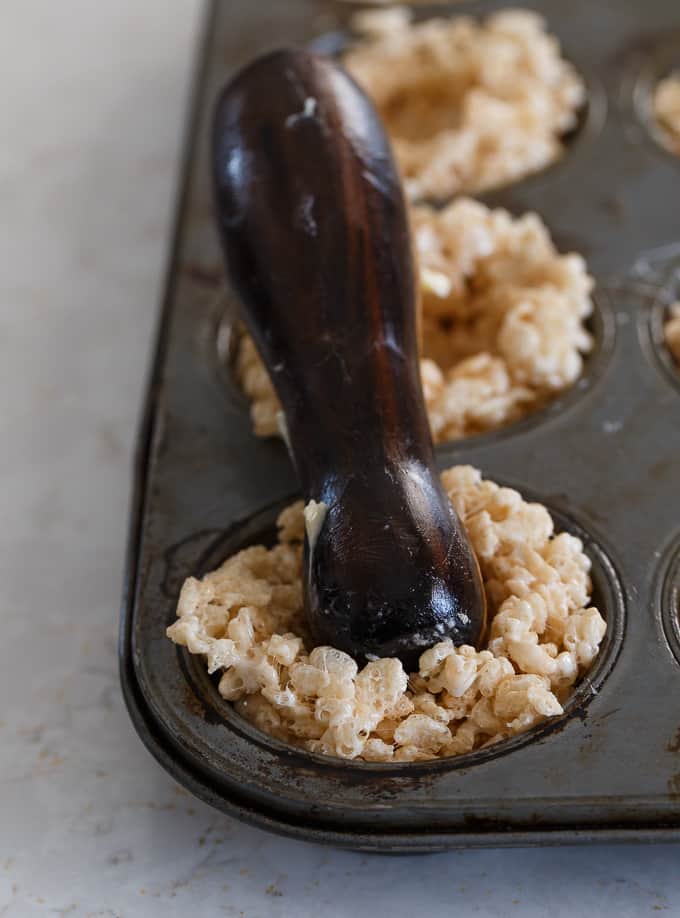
344 8 585 200
167 467 606 762
654 73 680 155
236 199 593 443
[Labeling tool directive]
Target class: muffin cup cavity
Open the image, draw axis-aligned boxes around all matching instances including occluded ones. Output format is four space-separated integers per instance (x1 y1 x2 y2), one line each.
623 30 680 161
173 489 626 772
660 538 680 667
631 246 680 393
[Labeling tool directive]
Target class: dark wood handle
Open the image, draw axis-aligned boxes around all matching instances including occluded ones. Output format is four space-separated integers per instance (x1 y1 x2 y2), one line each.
213 49 486 668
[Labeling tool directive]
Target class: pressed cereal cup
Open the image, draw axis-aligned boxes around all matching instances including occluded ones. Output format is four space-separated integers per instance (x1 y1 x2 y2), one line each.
121 0 680 849
217 284 618 451
224 6 609 445
165 495 626 764
309 5 603 203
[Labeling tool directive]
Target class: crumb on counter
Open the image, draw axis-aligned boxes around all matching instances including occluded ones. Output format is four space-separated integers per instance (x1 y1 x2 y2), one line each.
654 73 680 155
664 302 680 365
167 466 606 762
237 198 593 443
342 7 585 200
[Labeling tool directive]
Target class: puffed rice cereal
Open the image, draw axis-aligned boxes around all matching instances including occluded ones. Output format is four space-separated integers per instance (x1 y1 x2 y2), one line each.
167 466 607 762
665 302 680 365
654 73 680 156
343 8 585 200
236 198 594 442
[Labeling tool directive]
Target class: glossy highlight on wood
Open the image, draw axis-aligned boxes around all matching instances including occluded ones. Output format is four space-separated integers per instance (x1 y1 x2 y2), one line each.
212 49 486 669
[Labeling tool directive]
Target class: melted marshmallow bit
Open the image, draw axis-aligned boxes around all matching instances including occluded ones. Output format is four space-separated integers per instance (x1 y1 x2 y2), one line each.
303 500 328 555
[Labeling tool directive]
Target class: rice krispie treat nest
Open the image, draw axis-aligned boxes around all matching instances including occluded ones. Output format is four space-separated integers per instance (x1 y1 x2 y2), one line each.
237 198 594 443
343 8 585 201
167 466 606 762
654 73 680 156
665 302 680 365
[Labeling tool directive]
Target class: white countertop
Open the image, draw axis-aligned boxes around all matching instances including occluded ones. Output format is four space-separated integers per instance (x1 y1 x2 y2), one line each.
1 1 679 915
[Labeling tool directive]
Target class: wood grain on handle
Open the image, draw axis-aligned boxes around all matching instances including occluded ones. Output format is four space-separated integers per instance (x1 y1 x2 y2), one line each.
213 50 486 669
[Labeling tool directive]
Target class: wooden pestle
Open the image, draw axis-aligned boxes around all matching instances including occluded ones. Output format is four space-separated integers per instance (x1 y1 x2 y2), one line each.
213 49 486 670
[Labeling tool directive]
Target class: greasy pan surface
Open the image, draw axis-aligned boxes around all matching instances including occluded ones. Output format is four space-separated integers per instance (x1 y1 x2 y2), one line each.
121 0 680 850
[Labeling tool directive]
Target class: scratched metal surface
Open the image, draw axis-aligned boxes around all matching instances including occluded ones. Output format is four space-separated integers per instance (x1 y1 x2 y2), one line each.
120 0 680 850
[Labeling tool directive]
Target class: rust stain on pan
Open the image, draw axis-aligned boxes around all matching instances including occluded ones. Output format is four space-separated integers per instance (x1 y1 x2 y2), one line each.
666 728 680 754
667 773 680 800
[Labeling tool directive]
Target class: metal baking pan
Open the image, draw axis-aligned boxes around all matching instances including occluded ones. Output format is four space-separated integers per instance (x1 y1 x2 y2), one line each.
120 0 680 851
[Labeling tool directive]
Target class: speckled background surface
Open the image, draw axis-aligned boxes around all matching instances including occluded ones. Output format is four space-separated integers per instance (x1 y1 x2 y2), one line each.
1 1 679 915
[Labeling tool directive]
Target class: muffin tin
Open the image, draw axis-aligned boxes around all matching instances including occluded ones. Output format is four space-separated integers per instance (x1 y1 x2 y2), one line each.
120 0 680 850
